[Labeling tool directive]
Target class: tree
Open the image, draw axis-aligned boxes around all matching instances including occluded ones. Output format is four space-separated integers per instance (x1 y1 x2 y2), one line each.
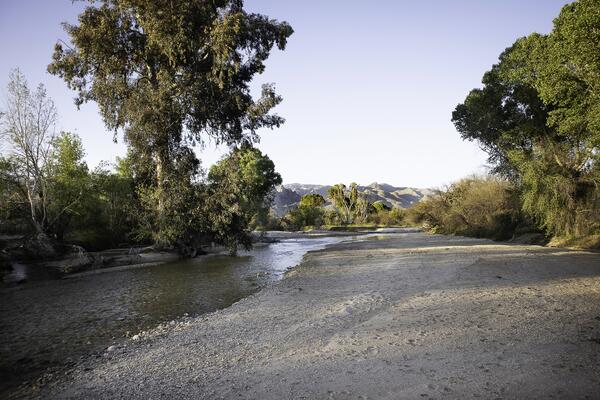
48 0 293 245
206 146 282 252
372 201 391 213
0 156 29 233
452 0 600 237
328 183 362 224
0 69 57 234
285 193 326 229
299 193 325 208
46 132 90 240
451 50 553 179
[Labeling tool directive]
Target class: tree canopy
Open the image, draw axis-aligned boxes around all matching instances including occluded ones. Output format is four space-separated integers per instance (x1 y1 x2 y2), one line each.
207 146 282 252
48 0 293 246
452 0 600 237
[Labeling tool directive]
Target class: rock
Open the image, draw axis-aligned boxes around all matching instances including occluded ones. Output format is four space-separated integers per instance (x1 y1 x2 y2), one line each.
106 345 117 352
24 233 58 259
131 334 140 341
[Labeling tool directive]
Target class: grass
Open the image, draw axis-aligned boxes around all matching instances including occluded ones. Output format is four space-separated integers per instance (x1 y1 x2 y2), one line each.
547 234 600 251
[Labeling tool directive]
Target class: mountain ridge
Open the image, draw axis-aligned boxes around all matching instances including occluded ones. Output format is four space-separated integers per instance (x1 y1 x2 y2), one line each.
272 183 433 216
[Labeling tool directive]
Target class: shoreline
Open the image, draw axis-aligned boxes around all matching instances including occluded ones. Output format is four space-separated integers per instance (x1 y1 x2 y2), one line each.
4 227 596 288
2 228 401 286
25 230 600 399
1 233 356 398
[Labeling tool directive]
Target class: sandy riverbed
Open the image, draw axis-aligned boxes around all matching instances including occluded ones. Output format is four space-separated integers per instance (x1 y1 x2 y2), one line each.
30 231 600 399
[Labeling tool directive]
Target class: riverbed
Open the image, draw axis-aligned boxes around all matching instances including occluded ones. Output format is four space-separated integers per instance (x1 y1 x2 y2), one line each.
31 230 600 399
0 235 358 396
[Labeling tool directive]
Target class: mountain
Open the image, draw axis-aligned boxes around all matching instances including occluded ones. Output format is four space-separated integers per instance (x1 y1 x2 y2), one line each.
271 183 433 216
271 185 302 217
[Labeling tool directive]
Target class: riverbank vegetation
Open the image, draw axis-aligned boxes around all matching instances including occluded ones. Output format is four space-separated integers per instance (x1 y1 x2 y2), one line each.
1 0 293 264
2 0 600 264
279 0 600 250
426 0 600 248
406 176 528 241
276 184 406 231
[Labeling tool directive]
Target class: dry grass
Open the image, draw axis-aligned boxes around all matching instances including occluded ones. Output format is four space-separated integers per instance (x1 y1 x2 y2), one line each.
548 234 600 250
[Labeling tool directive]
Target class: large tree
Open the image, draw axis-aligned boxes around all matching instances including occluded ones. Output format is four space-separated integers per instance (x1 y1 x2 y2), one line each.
452 0 600 237
48 0 293 245
451 48 554 179
0 69 57 234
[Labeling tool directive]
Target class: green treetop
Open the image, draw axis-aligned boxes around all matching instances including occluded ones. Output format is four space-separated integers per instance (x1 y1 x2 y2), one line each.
48 0 293 245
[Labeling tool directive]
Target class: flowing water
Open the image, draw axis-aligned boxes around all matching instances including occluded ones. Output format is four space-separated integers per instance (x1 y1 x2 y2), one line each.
0 235 353 394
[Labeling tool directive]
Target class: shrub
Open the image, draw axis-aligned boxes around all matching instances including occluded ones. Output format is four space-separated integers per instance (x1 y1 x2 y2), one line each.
407 176 524 240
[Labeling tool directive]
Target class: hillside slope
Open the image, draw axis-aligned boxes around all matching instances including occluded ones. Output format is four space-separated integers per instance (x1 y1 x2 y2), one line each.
272 183 433 216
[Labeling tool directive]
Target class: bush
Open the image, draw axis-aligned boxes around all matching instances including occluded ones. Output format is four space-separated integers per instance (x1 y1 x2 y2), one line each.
407 176 525 240
367 207 405 226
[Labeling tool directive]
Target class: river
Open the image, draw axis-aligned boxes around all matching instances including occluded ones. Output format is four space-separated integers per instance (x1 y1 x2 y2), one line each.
0 235 356 395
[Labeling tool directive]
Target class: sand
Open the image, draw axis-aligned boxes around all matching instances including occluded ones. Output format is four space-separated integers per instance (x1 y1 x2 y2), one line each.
32 231 600 399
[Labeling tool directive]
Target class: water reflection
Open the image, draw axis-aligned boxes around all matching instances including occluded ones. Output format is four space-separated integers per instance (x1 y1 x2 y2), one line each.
0 236 345 393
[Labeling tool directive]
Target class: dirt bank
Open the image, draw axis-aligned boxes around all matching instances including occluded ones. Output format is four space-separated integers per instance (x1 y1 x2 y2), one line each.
29 231 600 399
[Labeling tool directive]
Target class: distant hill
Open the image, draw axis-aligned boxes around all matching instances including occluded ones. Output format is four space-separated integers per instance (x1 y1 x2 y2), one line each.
272 183 433 216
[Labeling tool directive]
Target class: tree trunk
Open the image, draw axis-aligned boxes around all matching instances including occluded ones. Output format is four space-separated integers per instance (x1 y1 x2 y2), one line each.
155 151 166 217
154 149 169 247
25 181 43 234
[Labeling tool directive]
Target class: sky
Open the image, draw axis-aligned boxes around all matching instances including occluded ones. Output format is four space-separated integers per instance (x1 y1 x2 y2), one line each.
0 0 571 188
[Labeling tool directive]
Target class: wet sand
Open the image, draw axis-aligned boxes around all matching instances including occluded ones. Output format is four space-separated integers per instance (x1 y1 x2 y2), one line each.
29 231 600 399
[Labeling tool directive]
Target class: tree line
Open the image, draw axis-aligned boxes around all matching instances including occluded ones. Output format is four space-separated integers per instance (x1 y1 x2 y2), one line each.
0 69 281 255
1 0 292 257
275 183 405 231
416 0 599 246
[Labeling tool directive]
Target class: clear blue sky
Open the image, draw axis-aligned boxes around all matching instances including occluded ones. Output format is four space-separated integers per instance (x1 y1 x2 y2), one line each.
0 0 570 188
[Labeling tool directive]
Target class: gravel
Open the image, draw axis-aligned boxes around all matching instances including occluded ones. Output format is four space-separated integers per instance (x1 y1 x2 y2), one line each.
26 231 600 399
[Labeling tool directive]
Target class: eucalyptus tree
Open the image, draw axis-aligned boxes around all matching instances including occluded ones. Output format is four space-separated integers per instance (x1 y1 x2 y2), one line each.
48 0 293 245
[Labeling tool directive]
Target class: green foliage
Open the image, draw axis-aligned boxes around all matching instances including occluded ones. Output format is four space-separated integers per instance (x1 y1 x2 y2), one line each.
48 0 293 247
369 207 405 227
452 0 600 239
372 201 391 213
323 209 342 226
299 194 325 208
46 132 90 240
280 190 407 231
79 164 137 249
0 126 142 249
206 146 282 252
451 48 552 179
133 147 206 249
327 183 362 225
283 194 326 230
